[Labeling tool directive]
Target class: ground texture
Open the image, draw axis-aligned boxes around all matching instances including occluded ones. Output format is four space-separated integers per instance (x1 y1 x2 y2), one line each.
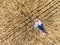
0 0 60 45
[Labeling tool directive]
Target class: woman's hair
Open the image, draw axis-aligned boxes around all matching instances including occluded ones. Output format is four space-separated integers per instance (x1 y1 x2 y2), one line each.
35 18 40 20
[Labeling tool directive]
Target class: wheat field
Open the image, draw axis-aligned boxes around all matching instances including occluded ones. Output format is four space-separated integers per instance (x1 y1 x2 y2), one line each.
0 0 60 45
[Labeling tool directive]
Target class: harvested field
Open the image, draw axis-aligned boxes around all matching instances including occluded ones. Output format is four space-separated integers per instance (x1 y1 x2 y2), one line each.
0 0 60 45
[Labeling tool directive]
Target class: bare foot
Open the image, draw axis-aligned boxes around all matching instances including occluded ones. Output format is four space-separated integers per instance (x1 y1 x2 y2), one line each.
42 33 45 36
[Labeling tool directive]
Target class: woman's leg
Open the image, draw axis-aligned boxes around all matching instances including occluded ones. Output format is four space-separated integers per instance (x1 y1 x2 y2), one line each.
38 24 45 33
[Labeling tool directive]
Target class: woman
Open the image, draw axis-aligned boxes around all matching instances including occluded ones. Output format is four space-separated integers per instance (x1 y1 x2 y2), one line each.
34 18 45 35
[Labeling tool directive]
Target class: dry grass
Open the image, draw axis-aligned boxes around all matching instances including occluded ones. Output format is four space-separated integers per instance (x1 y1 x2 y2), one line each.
0 0 60 45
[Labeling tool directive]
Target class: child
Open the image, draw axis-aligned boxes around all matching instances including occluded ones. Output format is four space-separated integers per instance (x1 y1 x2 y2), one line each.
34 18 45 35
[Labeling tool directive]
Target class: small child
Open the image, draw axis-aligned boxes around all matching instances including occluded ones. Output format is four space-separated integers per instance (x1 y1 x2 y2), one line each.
34 18 45 35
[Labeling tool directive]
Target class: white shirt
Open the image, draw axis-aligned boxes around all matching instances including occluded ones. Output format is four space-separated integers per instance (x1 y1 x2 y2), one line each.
35 19 42 25
34 18 43 28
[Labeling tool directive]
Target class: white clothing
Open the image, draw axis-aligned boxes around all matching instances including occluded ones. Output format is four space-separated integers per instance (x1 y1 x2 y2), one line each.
35 18 42 25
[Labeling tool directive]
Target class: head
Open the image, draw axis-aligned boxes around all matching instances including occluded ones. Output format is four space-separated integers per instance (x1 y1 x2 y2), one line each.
34 18 39 22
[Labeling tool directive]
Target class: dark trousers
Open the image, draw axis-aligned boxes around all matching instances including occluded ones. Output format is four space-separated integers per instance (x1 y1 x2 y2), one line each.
38 24 45 33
